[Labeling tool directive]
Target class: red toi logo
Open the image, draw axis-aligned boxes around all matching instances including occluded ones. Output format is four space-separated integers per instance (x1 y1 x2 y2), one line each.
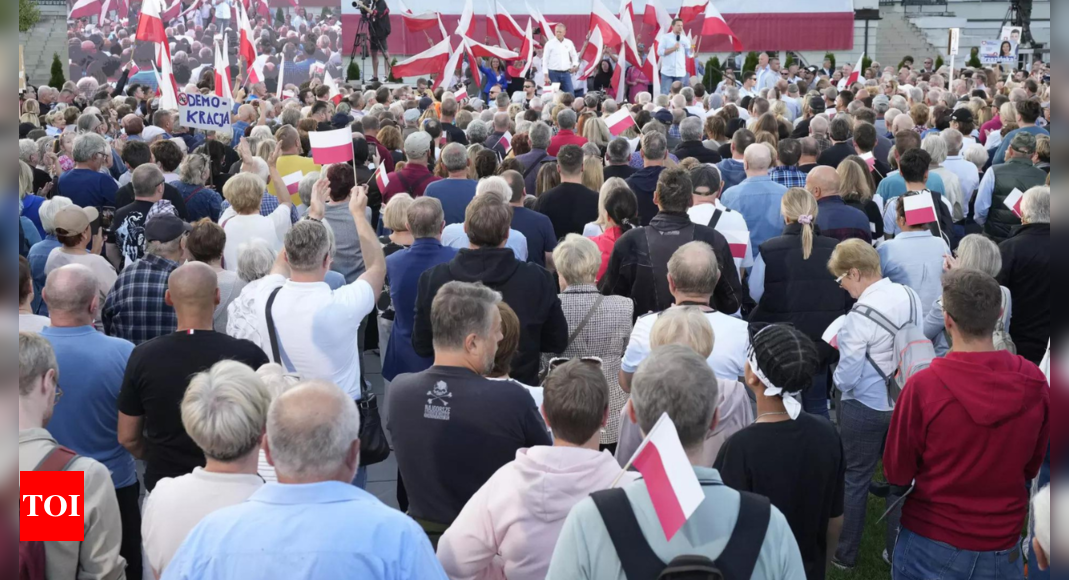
20 471 85 542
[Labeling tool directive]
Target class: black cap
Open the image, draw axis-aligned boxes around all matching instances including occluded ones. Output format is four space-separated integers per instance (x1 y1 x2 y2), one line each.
809 96 826 113
331 112 353 129
19 123 36 139
653 109 673 125
949 108 974 123
419 96 434 112
145 214 192 243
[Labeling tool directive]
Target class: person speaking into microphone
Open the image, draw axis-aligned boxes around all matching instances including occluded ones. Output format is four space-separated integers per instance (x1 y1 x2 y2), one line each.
657 18 694 95
355 0 392 82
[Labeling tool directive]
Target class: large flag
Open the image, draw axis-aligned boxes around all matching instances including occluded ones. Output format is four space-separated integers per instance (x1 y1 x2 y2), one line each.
701 2 743 51
161 0 183 23
135 0 168 44
640 46 660 96
237 0 258 65
494 0 525 39
309 129 356 165
627 413 705 541
395 0 441 32
605 108 636 136
392 38 453 79
323 70 343 104
435 40 465 91
643 0 672 38
463 37 482 91
842 52 864 88
247 54 268 85
578 27 604 81
214 40 233 100
677 0 708 22
485 0 504 46
155 44 179 109
526 2 555 40
618 0 641 67
903 193 938 226
506 18 535 78
590 0 628 48
71 0 103 21
461 36 519 61
610 46 627 101
456 0 477 38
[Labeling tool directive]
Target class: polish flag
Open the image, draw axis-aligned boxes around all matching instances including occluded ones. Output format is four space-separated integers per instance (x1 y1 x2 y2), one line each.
610 47 627 101
526 2 555 41
677 0 707 22
247 55 269 85
435 42 465 92
643 0 672 38
161 0 183 23
461 36 519 61
463 38 482 92
494 0 525 40
455 0 477 39
115 0 129 18
578 27 604 81
843 53 864 87
237 1 258 66
640 47 660 97
498 131 512 152
903 193 938 226
282 171 304 196
627 413 704 541
485 0 503 45
155 49 179 110
309 129 356 165
605 109 636 136
136 0 168 44
71 0 103 21
375 163 391 192
453 84 470 103
392 38 452 79
323 70 343 104
822 315 846 350
618 0 641 67
590 0 628 48
721 229 750 262
860 151 876 171
98 0 113 25
1003 188 1025 217
701 2 743 52
395 0 440 33
506 19 536 79
214 41 233 100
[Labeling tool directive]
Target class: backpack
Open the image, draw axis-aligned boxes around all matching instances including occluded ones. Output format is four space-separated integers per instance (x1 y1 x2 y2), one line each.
591 486 771 580
20 446 80 580
944 288 1016 355
851 287 934 407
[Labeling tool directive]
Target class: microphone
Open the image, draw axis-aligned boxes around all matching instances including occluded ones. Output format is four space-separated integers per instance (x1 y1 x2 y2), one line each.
676 35 681 42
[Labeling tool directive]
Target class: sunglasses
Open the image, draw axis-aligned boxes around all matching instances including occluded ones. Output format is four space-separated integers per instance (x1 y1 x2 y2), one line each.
547 356 604 371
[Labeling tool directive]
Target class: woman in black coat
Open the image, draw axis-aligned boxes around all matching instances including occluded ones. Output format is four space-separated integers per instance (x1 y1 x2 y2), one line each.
747 187 852 419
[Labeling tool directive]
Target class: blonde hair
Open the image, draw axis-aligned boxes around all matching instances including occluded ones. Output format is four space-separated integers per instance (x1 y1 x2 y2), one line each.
19 160 34 198
781 188 819 260
837 159 873 203
581 117 611 149
828 238 882 278
649 306 714 358
595 177 627 231
382 193 414 232
553 234 602 287
581 156 604 192
182 361 271 462
223 173 267 215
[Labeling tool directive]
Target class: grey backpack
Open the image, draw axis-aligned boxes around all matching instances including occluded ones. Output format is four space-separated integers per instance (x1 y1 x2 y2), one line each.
943 288 1016 354
852 287 934 407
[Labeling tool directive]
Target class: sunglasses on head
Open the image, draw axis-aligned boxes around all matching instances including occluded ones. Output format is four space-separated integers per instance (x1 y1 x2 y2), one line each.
548 357 604 371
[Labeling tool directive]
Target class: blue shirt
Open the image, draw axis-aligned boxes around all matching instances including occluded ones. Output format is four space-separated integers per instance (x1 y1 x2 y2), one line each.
27 236 60 315
877 230 949 316
162 481 448 580
992 125 1049 166
41 326 137 489
511 207 558 268
875 170 945 205
441 223 528 261
720 176 788 255
424 179 477 226
57 168 118 210
129 70 159 92
716 158 747 192
231 121 251 144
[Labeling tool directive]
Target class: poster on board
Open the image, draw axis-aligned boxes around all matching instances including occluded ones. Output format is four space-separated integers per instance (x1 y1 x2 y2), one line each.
980 40 1017 67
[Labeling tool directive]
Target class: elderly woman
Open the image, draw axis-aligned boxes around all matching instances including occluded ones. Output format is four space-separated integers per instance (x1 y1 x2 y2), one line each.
377 194 416 363
550 234 634 452
923 234 1012 356
828 239 923 570
219 172 293 272
174 153 224 223
921 134 965 221
141 360 271 579
19 160 46 242
186 219 247 333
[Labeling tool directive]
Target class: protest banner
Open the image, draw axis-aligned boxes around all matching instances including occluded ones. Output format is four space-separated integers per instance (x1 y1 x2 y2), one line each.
177 93 233 132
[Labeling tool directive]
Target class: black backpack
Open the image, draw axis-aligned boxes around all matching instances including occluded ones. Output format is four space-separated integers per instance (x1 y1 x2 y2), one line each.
591 487 771 580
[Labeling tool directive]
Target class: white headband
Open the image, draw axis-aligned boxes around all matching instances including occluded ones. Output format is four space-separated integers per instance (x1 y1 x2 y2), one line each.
747 351 802 420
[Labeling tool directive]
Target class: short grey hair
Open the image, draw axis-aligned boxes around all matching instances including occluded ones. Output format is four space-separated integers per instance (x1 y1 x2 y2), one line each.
649 306 715 358
441 143 469 173
640 131 667 162
631 345 720 451
606 137 631 165
284 220 331 272
553 234 601 286
179 153 210 186
809 115 829 137
431 281 502 351
723 86 740 103
941 128 964 156
557 109 577 130
132 164 165 198
39 196 74 235
76 113 102 134
493 112 511 131
267 380 362 480
43 264 97 314
529 122 552 150
1021 186 1050 224
955 234 1002 278
408 197 445 239
19 332 58 397
182 361 271 462
237 238 276 282
963 143 989 169
922 134 948 165
298 171 321 207
72 133 108 163
19 139 38 164
679 117 703 142
243 156 270 182
404 131 433 159
668 241 720 295
476 176 512 203
467 120 490 144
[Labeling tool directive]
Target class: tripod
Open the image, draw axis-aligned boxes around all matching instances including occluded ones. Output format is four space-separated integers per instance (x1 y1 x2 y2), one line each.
349 15 372 84
1000 0 1033 46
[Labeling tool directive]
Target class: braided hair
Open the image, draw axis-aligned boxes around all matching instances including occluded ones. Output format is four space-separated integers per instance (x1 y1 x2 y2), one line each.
749 324 821 396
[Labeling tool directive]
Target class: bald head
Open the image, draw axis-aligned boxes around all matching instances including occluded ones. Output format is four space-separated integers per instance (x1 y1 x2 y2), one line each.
743 144 773 175
806 166 841 199
166 262 220 314
266 380 362 483
42 264 98 320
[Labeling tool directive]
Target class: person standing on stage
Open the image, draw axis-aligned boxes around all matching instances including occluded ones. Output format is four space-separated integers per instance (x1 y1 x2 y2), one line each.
359 0 393 82
657 19 693 95
543 24 580 96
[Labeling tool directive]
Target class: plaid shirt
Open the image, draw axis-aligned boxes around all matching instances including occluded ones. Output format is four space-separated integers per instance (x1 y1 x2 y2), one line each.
769 166 809 189
102 254 179 345
221 194 299 224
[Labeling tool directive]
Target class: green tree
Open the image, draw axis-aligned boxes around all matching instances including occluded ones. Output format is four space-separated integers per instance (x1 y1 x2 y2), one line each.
347 60 361 83
784 52 795 70
49 53 66 88
743 51 759 74
824 52 836 70
703 57 722 92
967 47 982 68
935 56 945 71
387 58 400 82
19 0 41 33
275 7 285 26
861 54 872 73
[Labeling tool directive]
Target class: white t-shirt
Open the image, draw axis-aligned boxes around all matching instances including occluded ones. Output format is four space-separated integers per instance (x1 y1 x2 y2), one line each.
220 206 292 272
142 468 264 578
687 202 755 271
621 307 750 381
44 250 118 324
214 0 231 19
19 313 51 333
254 275 376 400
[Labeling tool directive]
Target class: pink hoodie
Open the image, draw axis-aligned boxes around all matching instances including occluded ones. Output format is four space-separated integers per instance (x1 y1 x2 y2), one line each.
436 446 637 580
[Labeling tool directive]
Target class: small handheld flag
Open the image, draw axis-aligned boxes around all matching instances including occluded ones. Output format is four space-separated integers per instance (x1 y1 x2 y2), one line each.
903 193 937 226
1003 188 1024 218
309 129 355 165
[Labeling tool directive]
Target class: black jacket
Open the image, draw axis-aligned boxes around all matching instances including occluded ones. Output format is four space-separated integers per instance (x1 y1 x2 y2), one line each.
599 212 745 318
997 223 1049 364
817 141 855 168
673 140 722 165
114 182 190 220
535 183 600 240
442 122 469 146
748 224 851 363
625 166 665 226
413 248 569 385
603 164 636 181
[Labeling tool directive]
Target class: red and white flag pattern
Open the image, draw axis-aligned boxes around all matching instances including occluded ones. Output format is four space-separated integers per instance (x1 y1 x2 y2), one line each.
506 19 536 79
720 229 750 265
71 0 103 21
1003 188 1024 217
214 40 233 100
392 38 452 79
375 163 391 192
498 131 512 152
903 193 937 226
323 70 343 104
589 0 628 48
605 109 636 137
643 0 672 37
247 55 269 86
161 0 184 23
282 171 304 195
578 27 605 81
455 0 478 38
453 85 470 103
435 42 465 91
309 129 355 165
822 315 846 350
461 36 519 61
396 0 441 32
701 1 743 52
677 0 708 22
525 2 555 41
494 0 526 39
237 0 258 66
842 52 864 88
136 0 168 44
628 412 705 541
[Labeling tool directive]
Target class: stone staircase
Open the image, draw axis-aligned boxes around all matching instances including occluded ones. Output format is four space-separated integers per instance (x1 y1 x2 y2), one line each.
20 2 70 88
875 8 941 68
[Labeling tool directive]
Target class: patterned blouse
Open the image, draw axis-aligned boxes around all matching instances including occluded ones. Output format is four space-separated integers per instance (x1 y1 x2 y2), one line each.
551 285 634 445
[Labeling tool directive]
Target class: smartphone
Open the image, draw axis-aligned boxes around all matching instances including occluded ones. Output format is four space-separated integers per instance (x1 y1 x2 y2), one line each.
1043 75 1051 85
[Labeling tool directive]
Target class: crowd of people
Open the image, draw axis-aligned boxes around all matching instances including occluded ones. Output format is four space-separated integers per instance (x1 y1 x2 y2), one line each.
14 19 1056 580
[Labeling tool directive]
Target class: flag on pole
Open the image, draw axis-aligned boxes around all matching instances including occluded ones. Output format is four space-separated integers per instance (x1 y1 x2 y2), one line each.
456 0 477 38
526 2 555 41
678 0 708 22
701 1 743 51
460 36 520 61
605 109 637 136
71 0 103 22
395 0 441 32
435 41 465 91
618 0 641 67
506 19 536 79
486 0 505 46
282 171 304 195
323 70 343 104
453 84 470 103
237 0 258 66
247 55 268 86
309 129 356 165
155 49 179 110
161 0 183 22
98 0 114 25
627 413 705 541
392 38 453 79
136 0 168 44
643 0 672 38
498 131 512 152
375 163 391 192
843 52 864 87
590 0 628 48
610 44 627 101
494 0 526 39
903 193 938 226
1003 188 1025 217
214 40 233 100
578 27 605 81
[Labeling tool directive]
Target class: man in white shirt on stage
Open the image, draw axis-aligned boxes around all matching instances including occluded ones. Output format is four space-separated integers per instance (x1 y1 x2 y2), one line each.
543 24 580 96
657 19 693 96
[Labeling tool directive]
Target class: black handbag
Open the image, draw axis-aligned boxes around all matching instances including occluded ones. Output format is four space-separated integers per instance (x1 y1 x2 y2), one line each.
266 288 391 467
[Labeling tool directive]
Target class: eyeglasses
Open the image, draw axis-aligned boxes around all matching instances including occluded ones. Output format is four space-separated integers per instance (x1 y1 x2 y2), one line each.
547 356 604 371
835 273 847 287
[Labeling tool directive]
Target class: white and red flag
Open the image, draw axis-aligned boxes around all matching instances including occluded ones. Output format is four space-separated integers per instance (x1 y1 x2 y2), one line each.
626 413 705 541
392 38 453 79
578 27 605 81
1003 188 1025 217
842 52 864 88
375 163 391 192
643 0 672 38
237 0 258 66
455 0 478 38
135 0 168 44
605 109 636 136
506 19 536 78
590 0 628 48
282 171 304 196
701 2 743 52
526 2 555 41
161 0 184 23
71 0 103 22
247 54 268 86
677 0 708 21
461 36 519 60
395 0 440 32
323 70 343 104
435 41 465 92
618 0 641 67
903 193 938 226
494 0 526 39
309 129 356 165
498 131 512 152
822 315 846 350
214 40 233 100
453 84 470 103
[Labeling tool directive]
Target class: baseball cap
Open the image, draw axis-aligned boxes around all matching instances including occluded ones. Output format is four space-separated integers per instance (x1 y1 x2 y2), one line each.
143 125 166 141
809 96 826 113
949 108 974 123
872 95 890 109
653 109 673 125
53 206 100 237
403 108 421 124
418 96 434 112
331 112 352 129
145 213 192 243
404 131 433 157
1008 131 1037 155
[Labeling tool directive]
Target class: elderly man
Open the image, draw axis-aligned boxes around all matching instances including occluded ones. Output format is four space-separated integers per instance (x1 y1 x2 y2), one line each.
721 142 789 253
19 332 127 580
414 191 567 386
20 138 53 195
392 282 552 543
484 112 513 158
673 117 722 165
55 133 118 210
162 380 447 578
111 164 167 268
975 132 1048 242
941 128 980 212
268 125 321 204
546 345 806 579
381 132 442 203
543 24 580 95
548 109 588 156
604 137 636 181
503 170 557 269
807 166 872 243
517 121 555 196
141 361 271 577
996 186 1049 365
423 143 477 226
40 265 141 578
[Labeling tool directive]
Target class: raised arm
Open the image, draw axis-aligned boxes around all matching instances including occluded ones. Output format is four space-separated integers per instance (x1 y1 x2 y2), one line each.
351 185 386 297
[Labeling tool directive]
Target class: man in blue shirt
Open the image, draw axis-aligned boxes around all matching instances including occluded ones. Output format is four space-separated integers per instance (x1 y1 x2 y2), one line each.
424 143 477 226
992 100 1048 166
55 134 118 210
503 170 557 268
162 381 447 580
41 264 141 578
717 129 755 193
721 141 788 254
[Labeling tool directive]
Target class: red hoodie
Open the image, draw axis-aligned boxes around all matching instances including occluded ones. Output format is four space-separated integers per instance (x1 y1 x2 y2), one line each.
884 350 1049 552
